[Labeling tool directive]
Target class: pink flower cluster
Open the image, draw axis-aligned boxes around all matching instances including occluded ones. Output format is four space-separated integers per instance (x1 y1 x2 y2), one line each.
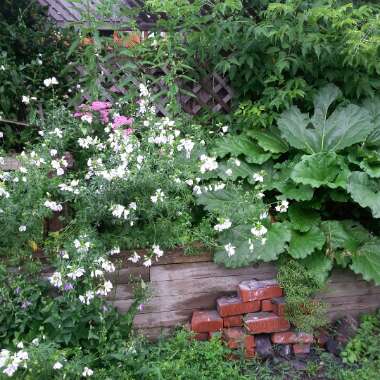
73 101 134 136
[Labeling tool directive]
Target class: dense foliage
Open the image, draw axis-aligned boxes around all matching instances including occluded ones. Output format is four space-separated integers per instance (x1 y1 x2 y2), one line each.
0 0 79 150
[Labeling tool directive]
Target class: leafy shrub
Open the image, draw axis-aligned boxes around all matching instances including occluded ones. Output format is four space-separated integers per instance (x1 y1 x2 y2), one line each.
197 83 380 285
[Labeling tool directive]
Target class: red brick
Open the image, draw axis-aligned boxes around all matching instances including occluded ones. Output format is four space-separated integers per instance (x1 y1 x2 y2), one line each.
217 296 260 317
245 347 256 358
238 280 283 302
224 315 243 328
271 331 313 345
261 299 273 312
272 297 286 317
191 310 223 333
193 332 209 341
293 343 311 355
315 330 329 348
223 327 245 349
223 328 255 350
244 312 290 334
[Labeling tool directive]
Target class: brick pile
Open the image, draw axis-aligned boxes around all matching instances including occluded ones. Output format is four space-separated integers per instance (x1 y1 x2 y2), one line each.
190 279 314 358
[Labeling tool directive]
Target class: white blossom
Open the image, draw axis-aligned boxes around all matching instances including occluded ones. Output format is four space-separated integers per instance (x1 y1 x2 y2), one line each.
199 155 218 173
18 225 26 232
128 251 140 263
49 272 63 288
252 173 264 182
82 367 93 377
44 200 63 212
152 244 163 258
53 362 63 370
224 243 236 257
275 200 289 213
251 224 267 237
21 96 30 104
214 219 232 232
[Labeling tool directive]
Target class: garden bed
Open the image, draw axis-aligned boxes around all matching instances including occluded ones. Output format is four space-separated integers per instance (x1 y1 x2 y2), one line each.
92 249 380 339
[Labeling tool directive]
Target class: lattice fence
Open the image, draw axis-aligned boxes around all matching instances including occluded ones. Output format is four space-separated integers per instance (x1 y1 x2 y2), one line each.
74 58 233 116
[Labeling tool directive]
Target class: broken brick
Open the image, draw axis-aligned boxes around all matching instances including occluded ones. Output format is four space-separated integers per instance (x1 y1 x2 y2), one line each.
293 343 311 355
261 299 273 312
271 331 314 345
271 297 286 317
191 310 223 333
217 296 260 317
224 315 243 328
238 279 282 302
244 312 290 334
223 328 255 350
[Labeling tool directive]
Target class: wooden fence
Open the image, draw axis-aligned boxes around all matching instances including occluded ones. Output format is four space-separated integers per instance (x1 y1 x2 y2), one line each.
105 249 380 339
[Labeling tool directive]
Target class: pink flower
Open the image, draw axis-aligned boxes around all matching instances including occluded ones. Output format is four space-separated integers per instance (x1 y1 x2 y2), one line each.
99 109 110 124
112 115 133 129
73 112 83 118
123 128 133 138
91 101 112 111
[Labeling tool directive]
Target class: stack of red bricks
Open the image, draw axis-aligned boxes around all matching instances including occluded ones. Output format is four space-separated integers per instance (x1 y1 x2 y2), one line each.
190 279 313 358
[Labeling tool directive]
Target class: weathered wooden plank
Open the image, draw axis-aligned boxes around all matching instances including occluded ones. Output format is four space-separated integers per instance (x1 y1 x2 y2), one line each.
0 156 20 171
109 267 150 283
318 280 380 299
150 261 277 282
133 310 193 329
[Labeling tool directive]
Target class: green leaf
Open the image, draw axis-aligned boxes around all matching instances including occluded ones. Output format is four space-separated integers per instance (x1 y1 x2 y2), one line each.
300 251 333 286
288 204 321 232
288 226 326 259
211 135 272 164
217 159 258 181
321 220 371 252
362 96 380 147
247 127 288 153
263 159 314 201
348 172 380 218
350 240 380 285
278 84 373 153
291 152 350 189
214 222 291 268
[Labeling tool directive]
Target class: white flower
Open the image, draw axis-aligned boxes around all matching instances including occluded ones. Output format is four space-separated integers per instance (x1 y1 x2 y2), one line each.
21 96 30 104
259 211 268 220
275 200 289 213
53 362 63 370
0 132 3 138
222 125 229 133
44 200 63 212
177 139 194 158
252 173 264 183
143 258 152 267
3 364 18 376
0 188 10 198
251 224 267 237
81 114 93 124
31 338 39 346
103 280 113 293
111 204 125 218
79 291 94 305
50 149 57 156
49 272 63 288
91 269 103 278
36 58 43 65
101 260 115 273
234 159 241 167
51 77 58 85
151 189 165 204
43 78 52 87
128 251 140 263
67 268 85 280
18 225 26 232
214 219 232 232
16 343 23 349
129 202 137 210
224 243 236 257
199 155 218 173
109 246 120 256
139 83 150 97
225 169 233 176
152 244 163 258
82 367 93 377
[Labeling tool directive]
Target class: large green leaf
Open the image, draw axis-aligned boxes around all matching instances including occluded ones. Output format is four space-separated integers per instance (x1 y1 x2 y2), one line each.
362 96 380 147
247 127 288 153
350 240 380 285
301 251 333 286
288 204 321 232
263 159 314 201
321 220 371 252
278 84 373 153
211 135 272 164
288 226 326 259
214 222 291 268
348 172 380 218
217 159 258 181
348 146 380 178
291 152 350 189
